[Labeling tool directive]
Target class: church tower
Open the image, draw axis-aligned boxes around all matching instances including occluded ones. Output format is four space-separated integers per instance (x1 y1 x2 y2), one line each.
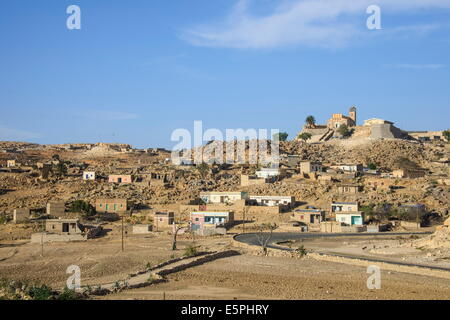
349 106 357 125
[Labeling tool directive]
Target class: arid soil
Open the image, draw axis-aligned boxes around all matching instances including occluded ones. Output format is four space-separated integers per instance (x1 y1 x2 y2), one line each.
103 254 450 300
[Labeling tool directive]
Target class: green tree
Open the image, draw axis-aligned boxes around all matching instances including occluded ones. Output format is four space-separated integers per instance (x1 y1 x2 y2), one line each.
70 200 96 217
443 130 450 142
273 132 288 142
196 162 210 179
305 115 316 128
54 162 67 177
298 132 312 142
337 124 350 137
367 163 377 170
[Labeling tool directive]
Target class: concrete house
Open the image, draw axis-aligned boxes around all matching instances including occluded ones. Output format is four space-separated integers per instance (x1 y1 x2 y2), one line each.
337 184 362 194
13 208 30 223
292 209 325 225
335 212 365 226
255 168 283 179
248 195 295 208
95 198 131 214
153 212 175 230
6 160 16 168
108 174 132 184
331 201 359 213
83 171 96 180
190 211 234 236
45 219 83 234
200 192 248 204
299 161 323 174
335 164 363 173
46 202 66 217
392 169 425 179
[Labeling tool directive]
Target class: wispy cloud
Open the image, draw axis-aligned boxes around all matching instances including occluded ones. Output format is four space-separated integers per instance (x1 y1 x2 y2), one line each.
181 0 450 49
73 110 139 121
0 125 42 141
386 63 446 70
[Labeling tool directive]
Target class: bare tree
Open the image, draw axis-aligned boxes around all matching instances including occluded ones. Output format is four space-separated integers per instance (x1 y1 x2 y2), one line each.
255 223 278 255
172 209 189 251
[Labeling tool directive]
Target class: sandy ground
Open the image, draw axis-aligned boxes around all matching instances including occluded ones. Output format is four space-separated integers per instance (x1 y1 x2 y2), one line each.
102 254 450 300
2 229 450 300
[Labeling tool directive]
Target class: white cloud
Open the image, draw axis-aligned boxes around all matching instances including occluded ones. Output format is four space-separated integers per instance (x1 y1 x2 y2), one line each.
0 126 42 141
181 0 450 49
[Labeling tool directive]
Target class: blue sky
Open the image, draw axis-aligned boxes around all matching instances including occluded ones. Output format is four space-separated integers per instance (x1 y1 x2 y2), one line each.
0 0 449 148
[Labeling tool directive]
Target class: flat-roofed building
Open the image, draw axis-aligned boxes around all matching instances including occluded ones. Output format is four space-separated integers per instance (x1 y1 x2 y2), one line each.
299 161 323 174
95 198 131 214
292 209 325 225
248 195 295 208
108 174 132 184
46 202 66 217
83 171 96 180
190 211 234 236
200 192 248 204
153 212 174 230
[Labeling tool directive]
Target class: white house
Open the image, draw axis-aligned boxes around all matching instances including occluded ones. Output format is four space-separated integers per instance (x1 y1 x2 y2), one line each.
83 171 96 180
200 192 248 204
335 164 363 173
255 168 281 179
331 201 359 213
248 195 295 207
335 212 365 226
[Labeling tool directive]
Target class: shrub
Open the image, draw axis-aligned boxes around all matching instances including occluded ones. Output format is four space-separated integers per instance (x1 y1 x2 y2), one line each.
184 244 198 257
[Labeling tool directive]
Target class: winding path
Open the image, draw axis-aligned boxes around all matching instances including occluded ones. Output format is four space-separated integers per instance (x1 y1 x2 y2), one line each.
234 231 450 272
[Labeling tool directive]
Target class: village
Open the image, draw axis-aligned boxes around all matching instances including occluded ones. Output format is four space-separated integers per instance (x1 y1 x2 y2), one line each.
0 107 450 300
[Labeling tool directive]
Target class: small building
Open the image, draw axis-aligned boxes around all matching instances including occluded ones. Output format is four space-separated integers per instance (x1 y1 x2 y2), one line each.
299 161 323 174
200 192 248 204
335 212 365 226
292 209 325 225
45 219 83 234
392 169 425 179
153 212 175 230
132 224 153 234
255 168 283 179
6 160 16 168
83 171 96 180
331 201 359 214
365 177 393 191
46 202 66 217
337 184 362 194
190 211 234 236
13 208 30 223
335 164 363 173
108 174 133 184
248 195 295 208
240 174 272 186
95 198 131 214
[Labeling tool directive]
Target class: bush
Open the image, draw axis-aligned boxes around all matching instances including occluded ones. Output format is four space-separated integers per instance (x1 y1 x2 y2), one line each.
184 244 198 257
69 200 96 217
28 284 54 300
57 287 81 300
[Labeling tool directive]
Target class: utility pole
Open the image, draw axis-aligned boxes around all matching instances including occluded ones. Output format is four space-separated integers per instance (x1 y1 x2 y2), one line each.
41 220 44 257
242 208 246 234
121 216 124 252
